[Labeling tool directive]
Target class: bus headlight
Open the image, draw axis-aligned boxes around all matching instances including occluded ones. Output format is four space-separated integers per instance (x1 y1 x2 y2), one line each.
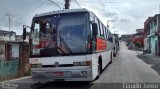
30 63 42 68
73 61 92 66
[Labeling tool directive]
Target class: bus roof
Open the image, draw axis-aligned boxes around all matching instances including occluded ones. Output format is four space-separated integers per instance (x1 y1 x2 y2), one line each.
34 9 89 18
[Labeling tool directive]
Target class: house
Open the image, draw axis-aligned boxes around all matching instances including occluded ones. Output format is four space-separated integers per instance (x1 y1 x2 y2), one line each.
128 29 144 50
147 14 160 56
16 35 22 41
0 41 30 81
133 29 144 48
144 17 152 53
15 32 30 42
24 32 30 42
0 30 16 41
120 34 132 41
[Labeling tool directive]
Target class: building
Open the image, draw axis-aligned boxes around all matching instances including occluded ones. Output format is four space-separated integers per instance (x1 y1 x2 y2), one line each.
133 29 144 48
144 17 152 53
0 30 16 41
147 14 160 56
16 35 22 41
15 32 30 42
120 34 132 41
0 41 30 81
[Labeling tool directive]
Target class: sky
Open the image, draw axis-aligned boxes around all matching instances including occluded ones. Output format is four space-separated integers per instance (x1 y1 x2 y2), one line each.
0 0 160 35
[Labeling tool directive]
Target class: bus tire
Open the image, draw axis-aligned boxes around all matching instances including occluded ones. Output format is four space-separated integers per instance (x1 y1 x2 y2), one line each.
96 59 102 80
113 52 116 57
110 52 113 64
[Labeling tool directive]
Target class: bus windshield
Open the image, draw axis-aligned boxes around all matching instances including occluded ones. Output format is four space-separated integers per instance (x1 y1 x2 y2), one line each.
31 13 89 57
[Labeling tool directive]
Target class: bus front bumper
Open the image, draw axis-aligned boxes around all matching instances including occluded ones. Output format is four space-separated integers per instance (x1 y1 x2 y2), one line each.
31 66 92 82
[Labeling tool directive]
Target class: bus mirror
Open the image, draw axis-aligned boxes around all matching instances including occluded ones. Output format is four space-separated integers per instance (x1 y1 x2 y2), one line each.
92 23 98 36
23 27 26 40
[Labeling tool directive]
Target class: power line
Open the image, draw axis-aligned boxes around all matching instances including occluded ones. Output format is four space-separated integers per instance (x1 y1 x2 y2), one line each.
11 0 62 31
48 0 61 10
15 0 47 24
74 0 82 8
79 0 158 3
78 1 122 3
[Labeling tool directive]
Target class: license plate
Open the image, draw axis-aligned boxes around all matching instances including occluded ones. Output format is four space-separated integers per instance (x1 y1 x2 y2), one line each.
52 72 64 76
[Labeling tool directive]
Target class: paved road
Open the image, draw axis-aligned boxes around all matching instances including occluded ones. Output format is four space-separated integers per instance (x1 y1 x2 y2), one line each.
2 42 160 89
95 42 160 83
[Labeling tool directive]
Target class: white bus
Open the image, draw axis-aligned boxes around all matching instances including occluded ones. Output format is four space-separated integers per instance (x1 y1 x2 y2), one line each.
26 9 114 82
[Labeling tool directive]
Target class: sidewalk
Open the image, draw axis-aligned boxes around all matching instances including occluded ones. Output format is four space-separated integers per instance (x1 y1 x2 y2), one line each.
140 53 160 75
143 53 160 64
0 76 32 83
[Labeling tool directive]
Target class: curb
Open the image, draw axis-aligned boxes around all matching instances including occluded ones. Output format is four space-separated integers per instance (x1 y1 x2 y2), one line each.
0 76 31 83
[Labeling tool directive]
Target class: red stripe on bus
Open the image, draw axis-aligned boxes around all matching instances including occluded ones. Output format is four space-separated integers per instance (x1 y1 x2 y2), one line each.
96 37 107 51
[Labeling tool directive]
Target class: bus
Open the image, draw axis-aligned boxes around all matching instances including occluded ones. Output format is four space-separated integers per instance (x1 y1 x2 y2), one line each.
112 34 120 57
25 9 114 82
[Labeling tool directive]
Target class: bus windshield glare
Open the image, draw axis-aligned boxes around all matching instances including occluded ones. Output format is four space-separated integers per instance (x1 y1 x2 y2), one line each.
31 13 90 57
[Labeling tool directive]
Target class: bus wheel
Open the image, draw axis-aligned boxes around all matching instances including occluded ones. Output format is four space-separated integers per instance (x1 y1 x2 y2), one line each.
96 60 102 79
113 52 116 57
110 53 112 64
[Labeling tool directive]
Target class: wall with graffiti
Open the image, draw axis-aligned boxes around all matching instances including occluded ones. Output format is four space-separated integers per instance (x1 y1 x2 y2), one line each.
0 41 29 82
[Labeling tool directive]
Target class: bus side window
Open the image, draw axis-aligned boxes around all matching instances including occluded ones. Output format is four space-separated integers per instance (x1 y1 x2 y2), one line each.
90 14 95 37
102 25 106 39
104 27 107 39
95 18 101 36
106 29 109 40
101 23 104 38
99 22 104 38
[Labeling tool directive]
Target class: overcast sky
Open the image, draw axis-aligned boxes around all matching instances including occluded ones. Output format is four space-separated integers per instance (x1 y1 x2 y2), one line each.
0 0 160 35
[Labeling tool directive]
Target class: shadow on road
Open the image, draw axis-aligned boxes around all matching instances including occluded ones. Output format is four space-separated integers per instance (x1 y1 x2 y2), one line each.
136 54 160 76
151 64 160 75
30 82 128 89
31 82 93 89
136 54 157 64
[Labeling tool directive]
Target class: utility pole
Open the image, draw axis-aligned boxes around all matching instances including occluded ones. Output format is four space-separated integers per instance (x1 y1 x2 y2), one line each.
159 5 160 14
64 0 70 9
6 14 14 40
6 15 13 32
9 16 10 32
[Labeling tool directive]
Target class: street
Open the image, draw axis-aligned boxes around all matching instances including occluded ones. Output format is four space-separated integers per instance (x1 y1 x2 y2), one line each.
3 42 160 89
